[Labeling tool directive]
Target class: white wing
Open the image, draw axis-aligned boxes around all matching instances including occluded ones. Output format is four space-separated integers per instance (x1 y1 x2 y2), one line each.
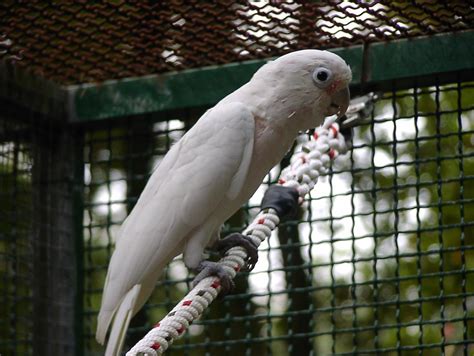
97 101 255 344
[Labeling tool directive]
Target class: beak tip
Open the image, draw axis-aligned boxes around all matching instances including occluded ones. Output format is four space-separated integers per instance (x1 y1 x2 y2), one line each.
326 86 350 119
336 87 350 119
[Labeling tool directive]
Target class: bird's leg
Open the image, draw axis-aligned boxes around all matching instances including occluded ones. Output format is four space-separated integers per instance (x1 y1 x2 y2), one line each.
192 186 299 295
191 233 259 296
215 233 259 271
214 186 299 272
192 260 235 295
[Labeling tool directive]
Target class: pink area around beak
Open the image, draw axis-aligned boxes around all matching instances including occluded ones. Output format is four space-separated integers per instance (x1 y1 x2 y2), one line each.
326 79 342 96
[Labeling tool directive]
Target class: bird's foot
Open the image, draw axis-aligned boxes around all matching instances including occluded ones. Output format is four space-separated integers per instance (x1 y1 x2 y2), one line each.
215 233 259 271
192 261 235 295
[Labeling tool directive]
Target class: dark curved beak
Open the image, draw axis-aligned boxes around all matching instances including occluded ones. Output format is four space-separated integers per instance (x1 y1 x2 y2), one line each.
327 86 350 119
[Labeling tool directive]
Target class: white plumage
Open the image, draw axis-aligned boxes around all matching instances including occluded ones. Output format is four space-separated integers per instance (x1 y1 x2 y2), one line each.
97 49 352 355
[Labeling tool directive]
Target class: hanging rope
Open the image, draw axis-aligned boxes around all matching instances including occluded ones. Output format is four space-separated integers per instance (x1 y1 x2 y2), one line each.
126 116 349 356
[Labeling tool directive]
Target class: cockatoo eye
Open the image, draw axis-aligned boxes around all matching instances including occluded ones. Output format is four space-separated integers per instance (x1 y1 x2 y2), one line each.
312 67 332 88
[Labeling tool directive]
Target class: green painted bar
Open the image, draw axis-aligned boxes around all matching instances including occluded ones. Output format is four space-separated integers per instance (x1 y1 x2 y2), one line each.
66 60 265 121
367 30 474 83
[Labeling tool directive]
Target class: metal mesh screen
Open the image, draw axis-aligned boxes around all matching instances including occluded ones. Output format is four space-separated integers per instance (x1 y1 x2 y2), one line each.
79 80 474 355
0 111 86 355
1 1 473 84
0 118 34 355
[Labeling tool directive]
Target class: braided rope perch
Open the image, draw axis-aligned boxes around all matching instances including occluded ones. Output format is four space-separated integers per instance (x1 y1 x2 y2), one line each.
126 116 349 356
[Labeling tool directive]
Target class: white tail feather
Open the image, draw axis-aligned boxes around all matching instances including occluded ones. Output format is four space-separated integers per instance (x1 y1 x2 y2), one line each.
97 285 142 356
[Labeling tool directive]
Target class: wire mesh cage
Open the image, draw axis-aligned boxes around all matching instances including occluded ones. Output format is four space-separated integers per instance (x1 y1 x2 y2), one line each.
0 116 83 355
1 1 474 356
0 118 34 355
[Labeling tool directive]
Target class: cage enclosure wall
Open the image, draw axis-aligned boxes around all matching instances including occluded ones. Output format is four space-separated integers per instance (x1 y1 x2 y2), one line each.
1 1 474 355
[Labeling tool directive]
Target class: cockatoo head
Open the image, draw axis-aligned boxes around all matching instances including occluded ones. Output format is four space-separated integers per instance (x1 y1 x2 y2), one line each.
251 49 352 131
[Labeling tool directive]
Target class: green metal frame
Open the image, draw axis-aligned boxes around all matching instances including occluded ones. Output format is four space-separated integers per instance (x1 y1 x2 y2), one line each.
1 31 473 122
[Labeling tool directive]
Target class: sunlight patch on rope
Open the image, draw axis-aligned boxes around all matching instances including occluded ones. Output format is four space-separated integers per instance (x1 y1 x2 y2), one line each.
126 116 349 355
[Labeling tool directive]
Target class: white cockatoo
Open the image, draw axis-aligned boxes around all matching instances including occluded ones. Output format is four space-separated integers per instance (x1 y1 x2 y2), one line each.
97 49 352 355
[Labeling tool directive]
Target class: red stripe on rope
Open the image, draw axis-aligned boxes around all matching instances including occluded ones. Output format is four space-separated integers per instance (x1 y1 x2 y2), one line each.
211 280 220 289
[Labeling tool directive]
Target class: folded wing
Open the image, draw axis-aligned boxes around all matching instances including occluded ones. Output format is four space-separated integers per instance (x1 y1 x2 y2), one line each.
96 101 255 348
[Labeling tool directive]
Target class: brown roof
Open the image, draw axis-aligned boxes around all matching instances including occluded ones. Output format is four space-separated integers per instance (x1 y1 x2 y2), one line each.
1 1 473 85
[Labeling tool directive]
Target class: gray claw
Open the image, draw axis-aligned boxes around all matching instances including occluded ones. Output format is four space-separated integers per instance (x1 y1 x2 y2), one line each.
192 261 235 295
215 233 258 271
